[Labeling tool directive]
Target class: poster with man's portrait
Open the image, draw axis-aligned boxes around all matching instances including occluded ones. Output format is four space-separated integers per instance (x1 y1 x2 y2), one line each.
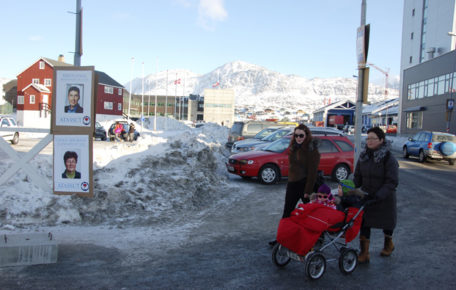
53 67 94 130
53 134 93 196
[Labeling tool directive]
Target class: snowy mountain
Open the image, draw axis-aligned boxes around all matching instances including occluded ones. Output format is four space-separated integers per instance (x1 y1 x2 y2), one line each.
126 60 399 113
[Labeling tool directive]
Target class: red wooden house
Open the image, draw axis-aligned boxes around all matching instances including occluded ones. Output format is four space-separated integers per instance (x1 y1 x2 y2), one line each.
16 56 71 127
16 56 124 127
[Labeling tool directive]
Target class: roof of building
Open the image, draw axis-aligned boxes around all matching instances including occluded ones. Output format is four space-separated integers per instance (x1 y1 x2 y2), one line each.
313 99 356 113
21 83 51 93
95 70 123 88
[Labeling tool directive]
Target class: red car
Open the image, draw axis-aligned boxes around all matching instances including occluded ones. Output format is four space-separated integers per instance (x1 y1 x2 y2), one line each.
226 135 354 185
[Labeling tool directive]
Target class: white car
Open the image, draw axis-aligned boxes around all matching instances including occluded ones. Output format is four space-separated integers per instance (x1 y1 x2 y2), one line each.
0 116 19 144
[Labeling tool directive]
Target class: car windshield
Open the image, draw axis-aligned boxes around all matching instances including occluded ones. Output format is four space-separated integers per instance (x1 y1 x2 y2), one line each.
263 137 290 153
261 128 291 142
254 128 277 139
432 133 456 142
9 119 17 126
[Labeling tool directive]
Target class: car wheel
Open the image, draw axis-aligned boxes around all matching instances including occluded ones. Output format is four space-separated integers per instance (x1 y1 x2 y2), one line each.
332 164 349 182
11 132 19 145
418 150 426 163
258 164 279 185
402 146 409 158
101 136 107 141
439 142 456 156
449 159 455 166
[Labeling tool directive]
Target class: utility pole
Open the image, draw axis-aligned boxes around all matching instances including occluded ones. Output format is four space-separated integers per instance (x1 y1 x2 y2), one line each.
73 0 82 66
355 0 369 164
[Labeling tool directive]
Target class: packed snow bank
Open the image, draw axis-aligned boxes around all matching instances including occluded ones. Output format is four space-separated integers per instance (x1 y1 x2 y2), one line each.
0 119 239 228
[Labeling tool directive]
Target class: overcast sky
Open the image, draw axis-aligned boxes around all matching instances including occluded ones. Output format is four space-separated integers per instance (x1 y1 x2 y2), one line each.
1 0 403 85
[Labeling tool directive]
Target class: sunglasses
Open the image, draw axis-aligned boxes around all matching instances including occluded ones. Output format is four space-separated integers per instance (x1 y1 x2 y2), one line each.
317 194 328 199
294 134 305 138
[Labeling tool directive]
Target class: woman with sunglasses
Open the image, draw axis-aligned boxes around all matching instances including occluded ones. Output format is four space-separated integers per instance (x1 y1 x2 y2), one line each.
283 124 321 216
269 124 320 247
355 126 399 264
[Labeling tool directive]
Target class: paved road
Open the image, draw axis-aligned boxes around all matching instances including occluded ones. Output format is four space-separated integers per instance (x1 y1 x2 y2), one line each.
1 151 456 289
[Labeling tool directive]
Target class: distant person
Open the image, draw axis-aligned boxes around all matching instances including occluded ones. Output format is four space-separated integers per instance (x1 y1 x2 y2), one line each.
114 122 123 141
128 123 136 142
62 151 81 179
64 86 83 113
354 127 399 264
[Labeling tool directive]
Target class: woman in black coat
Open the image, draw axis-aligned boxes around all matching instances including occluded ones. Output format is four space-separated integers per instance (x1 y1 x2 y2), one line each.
354 127 399 264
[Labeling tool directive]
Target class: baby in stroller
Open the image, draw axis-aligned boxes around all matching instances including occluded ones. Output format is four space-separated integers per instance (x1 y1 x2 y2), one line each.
273 181 367 280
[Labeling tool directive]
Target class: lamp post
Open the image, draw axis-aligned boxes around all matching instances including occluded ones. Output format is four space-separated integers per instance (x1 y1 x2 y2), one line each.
128 57 135 120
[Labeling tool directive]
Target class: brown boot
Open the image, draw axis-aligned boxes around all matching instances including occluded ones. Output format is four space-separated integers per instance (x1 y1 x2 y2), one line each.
380 234 395 257
358 236 370 264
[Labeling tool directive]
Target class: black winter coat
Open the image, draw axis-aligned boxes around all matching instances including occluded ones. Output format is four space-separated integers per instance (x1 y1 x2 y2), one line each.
354 140 399 230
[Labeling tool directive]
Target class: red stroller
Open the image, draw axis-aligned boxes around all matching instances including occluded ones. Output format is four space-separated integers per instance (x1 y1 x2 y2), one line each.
272 202 365 280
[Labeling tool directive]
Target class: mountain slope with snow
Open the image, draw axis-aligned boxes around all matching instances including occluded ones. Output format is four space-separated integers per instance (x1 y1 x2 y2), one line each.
126 60 398 113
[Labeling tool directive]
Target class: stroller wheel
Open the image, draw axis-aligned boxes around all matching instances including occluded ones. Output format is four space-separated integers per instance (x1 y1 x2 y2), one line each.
305 251 326 280
339 248 358 274
272 243 291 268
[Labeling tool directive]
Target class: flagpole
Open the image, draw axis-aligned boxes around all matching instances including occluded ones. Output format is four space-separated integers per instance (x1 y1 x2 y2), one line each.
147 79 150 118
141 61 144 132
174 73 177 119
128 57 135 120
165 69 168 130
154 58 158 131
181 73 183 120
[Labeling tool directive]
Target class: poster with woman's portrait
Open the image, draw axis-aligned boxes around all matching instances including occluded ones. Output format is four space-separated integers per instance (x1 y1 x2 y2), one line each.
53 67 94 129
53 134 93 196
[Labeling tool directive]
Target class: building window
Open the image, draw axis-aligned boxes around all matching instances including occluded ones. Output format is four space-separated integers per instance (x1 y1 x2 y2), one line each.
118 88 122 95
104 86 114 94
409 56 413 63
406 111 423 129
411 32 414 39
104 101 113 110
39 61 45 69
412 8 415 16
118 103 122 111
18 95 24 104
44 79 52 87
32 78 40 84
30 95 35 104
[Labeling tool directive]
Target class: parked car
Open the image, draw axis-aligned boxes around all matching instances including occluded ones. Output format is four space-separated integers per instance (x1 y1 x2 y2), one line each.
230 126 282 153
386 125 397 134
226 135 354 184
231 127 294 153
403 131 456 165
226 121 277 148
108 120 140 141
0 116 19 145
94 121 107 141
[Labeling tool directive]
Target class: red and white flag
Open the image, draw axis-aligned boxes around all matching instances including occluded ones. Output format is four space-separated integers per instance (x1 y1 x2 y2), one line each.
212 81 220 88
174 78 181 85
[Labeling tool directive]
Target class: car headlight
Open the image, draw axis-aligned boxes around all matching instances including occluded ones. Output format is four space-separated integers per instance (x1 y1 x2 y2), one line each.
239 159 254 165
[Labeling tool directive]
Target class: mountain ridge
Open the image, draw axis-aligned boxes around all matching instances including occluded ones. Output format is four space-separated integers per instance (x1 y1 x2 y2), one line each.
126 60 399 113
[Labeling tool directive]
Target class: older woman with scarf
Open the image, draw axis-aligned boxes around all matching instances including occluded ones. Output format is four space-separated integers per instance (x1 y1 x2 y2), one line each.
354 127 399 264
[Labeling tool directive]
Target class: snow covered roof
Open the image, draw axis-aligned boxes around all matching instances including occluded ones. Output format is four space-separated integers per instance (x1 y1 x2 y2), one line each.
21 83 51 93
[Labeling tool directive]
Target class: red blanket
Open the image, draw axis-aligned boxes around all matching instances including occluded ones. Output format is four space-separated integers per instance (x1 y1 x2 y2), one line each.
276 203 363 255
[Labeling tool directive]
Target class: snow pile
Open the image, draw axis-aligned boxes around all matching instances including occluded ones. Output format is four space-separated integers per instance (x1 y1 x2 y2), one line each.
0 119 238 228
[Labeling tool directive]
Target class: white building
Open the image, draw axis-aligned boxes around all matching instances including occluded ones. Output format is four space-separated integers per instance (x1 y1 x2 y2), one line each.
203 89 235 126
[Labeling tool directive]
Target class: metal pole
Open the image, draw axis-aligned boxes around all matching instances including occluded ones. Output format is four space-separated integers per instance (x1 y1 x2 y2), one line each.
354 0 367 164
174 73 177 119
165 69 168 130
141 61 144 132
154 58 158 131
74 0 82 66
128 57 135 120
